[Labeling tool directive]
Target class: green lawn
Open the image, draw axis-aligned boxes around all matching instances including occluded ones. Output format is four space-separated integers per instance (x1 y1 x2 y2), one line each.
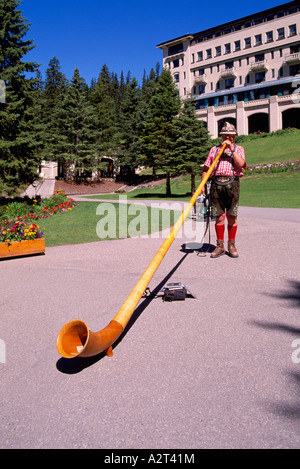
240 171 300 208
42 201 181 247
240 132 300 166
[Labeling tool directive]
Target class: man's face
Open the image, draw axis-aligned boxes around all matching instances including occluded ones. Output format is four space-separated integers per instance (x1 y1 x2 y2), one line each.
222 134 235 143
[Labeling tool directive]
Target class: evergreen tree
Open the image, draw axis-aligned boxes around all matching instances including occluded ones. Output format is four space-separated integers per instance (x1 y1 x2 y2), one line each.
0 0 41 193
139 68 181 195
173 97 211 194
117 76 141 172
91 64 118 157
56 68 99 181
41 57 67 162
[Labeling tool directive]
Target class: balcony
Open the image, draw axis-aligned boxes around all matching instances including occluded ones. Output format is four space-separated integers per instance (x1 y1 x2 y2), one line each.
250 60 269 72
283 52 300 65
194 74 207 85
220 67 237 79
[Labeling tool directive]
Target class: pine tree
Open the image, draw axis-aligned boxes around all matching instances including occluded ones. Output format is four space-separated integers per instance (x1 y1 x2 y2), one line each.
117 76 141 172
91 64 118 157
56 68 99 181
41 57 67 164
173 97 211 194
0 0 41 193
139 68 181 195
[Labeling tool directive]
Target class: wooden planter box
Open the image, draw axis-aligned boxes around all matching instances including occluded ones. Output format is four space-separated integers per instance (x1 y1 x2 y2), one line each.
0 238 45 259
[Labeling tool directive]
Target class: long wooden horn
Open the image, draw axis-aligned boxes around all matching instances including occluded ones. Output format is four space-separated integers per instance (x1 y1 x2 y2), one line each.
56 143 226 359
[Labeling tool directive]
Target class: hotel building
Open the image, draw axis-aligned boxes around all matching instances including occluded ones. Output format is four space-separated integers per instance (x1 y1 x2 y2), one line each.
157 1 300 138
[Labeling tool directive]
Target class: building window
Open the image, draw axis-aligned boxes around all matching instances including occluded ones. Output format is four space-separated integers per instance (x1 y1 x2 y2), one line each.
225 78 235 89
225 43 231 54
191 53 195 64
215 46 221 57
255 53 265 62
199 85 205 95
206 49 212 59
198 51 203 61
255 72 265 83
234 40 241 52
174 73 179 82
225 61 233 69
289 24 297 37
244 37 251 49
266 31 273 43
255 34 262 46
290 64 300 76
277 28 285 40
173 59 180 68
168 43 183 56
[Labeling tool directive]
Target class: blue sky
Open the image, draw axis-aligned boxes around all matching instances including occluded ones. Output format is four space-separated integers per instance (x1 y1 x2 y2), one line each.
20 0 287 86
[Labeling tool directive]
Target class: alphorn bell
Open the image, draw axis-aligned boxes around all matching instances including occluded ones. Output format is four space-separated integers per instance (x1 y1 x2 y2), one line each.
56 143 227 359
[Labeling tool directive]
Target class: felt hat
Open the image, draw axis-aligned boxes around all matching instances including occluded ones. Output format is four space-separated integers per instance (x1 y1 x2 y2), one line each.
220 121 237 135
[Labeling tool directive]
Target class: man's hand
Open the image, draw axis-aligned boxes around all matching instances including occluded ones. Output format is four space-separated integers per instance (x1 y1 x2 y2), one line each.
223 139 235 151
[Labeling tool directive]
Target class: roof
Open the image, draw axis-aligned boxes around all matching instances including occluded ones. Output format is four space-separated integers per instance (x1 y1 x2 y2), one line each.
156 1 299 48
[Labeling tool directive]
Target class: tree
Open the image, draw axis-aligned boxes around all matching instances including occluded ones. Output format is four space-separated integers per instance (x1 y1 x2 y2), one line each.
0 0 41 193
117 76 141 172
173 97 211 194
41 57 68 164
56 68 99 181
91 64 118 157
139 68 181 195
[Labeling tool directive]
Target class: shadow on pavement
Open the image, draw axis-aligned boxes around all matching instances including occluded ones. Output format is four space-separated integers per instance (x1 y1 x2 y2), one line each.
56 249 193 374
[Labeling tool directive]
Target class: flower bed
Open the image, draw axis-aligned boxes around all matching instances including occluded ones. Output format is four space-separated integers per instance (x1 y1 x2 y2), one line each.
0 220 45 259
0 194 79 259
0 220 44 243
0 194 79 223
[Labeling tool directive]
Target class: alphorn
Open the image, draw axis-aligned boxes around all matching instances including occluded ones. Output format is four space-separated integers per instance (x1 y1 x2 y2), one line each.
56 143 226 359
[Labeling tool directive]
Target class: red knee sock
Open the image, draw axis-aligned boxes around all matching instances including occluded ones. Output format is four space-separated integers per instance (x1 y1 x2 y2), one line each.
228 225 237 241
215 224 225 241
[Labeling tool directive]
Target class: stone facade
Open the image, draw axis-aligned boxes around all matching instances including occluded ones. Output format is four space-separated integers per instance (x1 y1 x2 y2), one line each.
157 1 300 138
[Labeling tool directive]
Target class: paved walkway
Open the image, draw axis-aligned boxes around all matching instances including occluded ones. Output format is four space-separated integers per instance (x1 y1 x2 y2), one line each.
0 206 299 449
22 179 56 199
